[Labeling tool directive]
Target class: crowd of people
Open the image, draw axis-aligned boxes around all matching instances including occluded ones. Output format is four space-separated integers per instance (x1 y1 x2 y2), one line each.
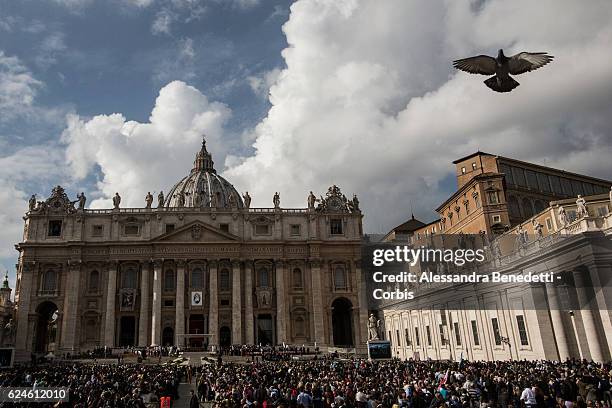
0 357 610 408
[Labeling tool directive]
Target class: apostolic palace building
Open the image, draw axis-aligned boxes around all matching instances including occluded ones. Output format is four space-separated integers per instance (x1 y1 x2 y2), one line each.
11 140 367 362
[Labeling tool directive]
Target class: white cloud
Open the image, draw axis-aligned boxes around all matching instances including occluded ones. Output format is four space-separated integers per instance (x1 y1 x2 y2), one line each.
62 80 232 208
59 0 612 233
223 0 612 231
0 51 43 121
35 31 68 69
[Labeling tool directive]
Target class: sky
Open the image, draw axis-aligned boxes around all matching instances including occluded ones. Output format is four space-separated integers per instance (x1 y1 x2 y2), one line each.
1 0 612 289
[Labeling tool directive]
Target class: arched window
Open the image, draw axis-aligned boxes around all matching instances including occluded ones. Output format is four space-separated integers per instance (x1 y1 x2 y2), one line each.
258 267 269 287
42 269 57 292
219 269 230 291
191 267 203 288
292 268 303 289
121 267 137 289
89 270 99 292
164 269 175 292
334 266 347 290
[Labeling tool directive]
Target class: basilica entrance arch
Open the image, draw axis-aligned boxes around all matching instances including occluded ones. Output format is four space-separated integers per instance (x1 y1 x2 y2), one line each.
331 297 354 347
162 327 174 346
219 326 231 347
119 316 136 346
35 301 59 353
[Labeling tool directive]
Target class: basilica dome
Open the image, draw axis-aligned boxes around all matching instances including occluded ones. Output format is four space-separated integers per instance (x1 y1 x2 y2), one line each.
164 139 244 209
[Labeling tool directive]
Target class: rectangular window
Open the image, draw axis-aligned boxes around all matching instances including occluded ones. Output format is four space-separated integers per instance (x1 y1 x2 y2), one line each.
415 327 420 346
499 164 514 185
471 320 480 346
492 215 501 223
471 162 477 170
290 224 301 236
396 330 401 344
453 322 461 346
526 170 538 189
124 225 139 235
387 331 391 342
163 299 174 307
491 318 502 345
165 224 175 234
550 176 562 194
219 223 229 233
48 220 62 237
546 218 553 230
330 219 343 235
426 325 432 346
220 299 230 306
537 173 551 192
487 191 499 205
439 324 445 344
516 315 529 346
512 167 527 187
255 224 270 235
461 166 466 174
405 328 410 345
92 224 103 237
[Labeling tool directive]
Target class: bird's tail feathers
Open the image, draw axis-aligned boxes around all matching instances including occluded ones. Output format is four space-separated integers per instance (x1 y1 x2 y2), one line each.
484 75 519 93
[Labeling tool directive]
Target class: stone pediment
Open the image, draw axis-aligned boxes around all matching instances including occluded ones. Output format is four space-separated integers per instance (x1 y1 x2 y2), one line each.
154 221 238 242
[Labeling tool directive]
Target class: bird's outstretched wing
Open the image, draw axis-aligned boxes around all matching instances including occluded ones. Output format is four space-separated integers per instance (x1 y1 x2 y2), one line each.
452 55 497 75
508 52 554 75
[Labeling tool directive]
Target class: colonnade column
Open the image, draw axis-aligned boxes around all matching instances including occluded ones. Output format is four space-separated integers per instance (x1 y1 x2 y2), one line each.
104 261 118 347
232 260 242 345
175 261 186 347
151 260 162 346
588 264 612 355
310 259 325 346
545 282 570 361
275 260 287 344
208 261 219 347
14 263 35 360
60 261 81 353
244 261 254 344
573 268 605 362
138 261 150 347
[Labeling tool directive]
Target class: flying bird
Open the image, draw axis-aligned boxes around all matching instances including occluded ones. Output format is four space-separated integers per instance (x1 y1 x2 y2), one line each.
453 49 554 93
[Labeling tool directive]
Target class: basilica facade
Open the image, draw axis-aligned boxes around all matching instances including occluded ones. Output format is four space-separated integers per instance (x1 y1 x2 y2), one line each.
13 140 367 361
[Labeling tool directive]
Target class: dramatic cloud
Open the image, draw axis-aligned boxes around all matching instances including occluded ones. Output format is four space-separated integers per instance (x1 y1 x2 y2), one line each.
223 0 612 231
58 0 612 233
62 80 232 208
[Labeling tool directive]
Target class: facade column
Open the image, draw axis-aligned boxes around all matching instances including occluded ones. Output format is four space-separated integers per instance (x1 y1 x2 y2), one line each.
275 260 287 344
104 261 118 347
573 269 605 362
15 263 35 361
232 260 242 345
244 260 254 344
175 261 186 347
310 259 326 346
208 261 218 347
60 261 81 353
588 264 612 355
151 260 162 346
354 260 369 347
138 261 150 347
546 282 571 360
